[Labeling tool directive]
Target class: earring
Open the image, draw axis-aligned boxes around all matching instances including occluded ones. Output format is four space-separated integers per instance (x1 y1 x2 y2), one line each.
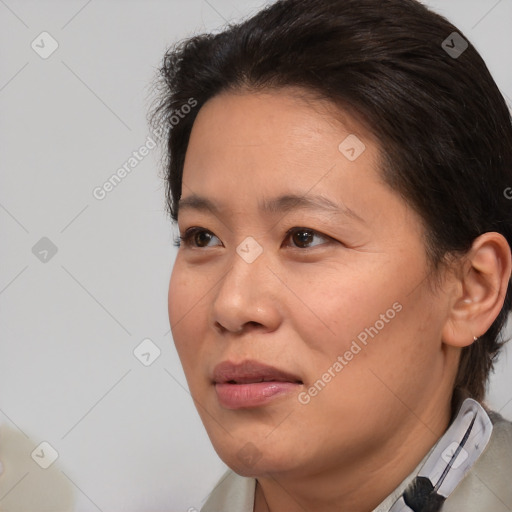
473 336 478 341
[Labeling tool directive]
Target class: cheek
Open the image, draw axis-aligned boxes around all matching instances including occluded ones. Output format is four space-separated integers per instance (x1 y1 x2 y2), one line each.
168 259 210 327
286 261 408 358
167 264 185 330
287 255 438 408
167 262 206 367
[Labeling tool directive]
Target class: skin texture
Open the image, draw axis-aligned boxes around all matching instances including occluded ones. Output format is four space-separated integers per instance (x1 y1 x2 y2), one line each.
168 89 511 512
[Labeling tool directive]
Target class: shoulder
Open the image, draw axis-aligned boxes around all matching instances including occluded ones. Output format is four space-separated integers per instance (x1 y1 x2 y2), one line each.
200 469 256 512
443 410 512 511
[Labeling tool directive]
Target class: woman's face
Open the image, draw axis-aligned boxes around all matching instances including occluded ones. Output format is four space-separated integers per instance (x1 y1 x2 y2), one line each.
169 89 456 478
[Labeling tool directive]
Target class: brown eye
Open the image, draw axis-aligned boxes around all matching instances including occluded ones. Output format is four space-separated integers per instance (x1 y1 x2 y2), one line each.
194 230 214 247
292 229 314 248
286 228 329 249
176 228 221 248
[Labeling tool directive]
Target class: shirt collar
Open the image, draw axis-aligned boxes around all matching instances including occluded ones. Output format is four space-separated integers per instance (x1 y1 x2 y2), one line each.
385 396 493 512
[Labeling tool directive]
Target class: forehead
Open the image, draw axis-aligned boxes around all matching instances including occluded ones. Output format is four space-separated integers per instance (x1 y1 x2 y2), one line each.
186 87 370 150
182 88 381 198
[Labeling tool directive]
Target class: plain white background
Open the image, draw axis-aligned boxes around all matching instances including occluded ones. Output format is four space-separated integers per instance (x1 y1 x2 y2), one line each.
0 0 511 510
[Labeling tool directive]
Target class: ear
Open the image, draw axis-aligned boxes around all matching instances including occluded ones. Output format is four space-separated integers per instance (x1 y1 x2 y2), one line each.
442 232 511 348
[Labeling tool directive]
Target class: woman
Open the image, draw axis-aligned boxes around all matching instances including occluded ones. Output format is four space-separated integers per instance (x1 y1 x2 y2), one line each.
150 0 512 510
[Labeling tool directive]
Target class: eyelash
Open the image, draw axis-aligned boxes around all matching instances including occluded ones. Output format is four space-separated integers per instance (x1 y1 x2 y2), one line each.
173 227 331 250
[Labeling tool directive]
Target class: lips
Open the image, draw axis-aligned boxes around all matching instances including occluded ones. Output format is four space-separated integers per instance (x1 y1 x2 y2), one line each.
212 360 303 409
213 360 303 385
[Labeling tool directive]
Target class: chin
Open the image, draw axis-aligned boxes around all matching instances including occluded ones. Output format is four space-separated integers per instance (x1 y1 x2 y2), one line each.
210 431 305 477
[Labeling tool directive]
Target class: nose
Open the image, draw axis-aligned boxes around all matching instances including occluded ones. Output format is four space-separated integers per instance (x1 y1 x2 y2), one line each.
211 248 282 336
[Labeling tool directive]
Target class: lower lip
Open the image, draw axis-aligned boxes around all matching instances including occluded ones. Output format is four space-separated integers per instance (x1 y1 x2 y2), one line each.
215 381 301 409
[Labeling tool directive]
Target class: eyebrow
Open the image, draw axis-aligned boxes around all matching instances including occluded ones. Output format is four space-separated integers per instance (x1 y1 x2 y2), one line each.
177 193 365 223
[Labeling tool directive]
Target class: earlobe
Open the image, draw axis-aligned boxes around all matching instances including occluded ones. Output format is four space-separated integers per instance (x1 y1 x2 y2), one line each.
442 232 511 349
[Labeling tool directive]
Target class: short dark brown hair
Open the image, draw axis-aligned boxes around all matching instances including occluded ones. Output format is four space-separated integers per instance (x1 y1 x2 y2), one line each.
150 0 512 406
